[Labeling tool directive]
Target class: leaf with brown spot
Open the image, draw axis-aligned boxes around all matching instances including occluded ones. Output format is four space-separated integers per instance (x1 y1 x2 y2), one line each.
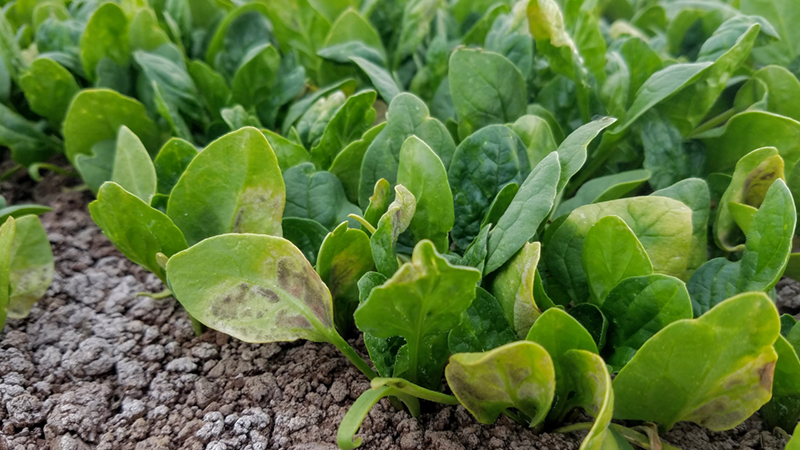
167 233 337 344
370 185 416 277
613 292 780 431
167 127 285 245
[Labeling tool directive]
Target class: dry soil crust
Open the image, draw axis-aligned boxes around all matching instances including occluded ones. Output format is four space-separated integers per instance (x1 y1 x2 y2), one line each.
0 167 793 450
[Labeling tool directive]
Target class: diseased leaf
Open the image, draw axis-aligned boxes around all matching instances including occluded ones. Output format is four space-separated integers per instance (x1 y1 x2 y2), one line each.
601 274 693 371
317 222 374 335
355 240 481 388
396 136 454 252
446 341 555 426
448 287 516 354
760 335 800 432
359 93 455 208
167 127 285 245
90 182 188 283
527 308 598 421
6 215 53 320
370 185 416 277
612 292 779 431
489 242 542 339
582 215 653 304
167 233 338 344
449 47 527 139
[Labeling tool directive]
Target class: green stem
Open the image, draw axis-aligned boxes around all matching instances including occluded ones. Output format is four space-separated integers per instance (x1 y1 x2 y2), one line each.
348 214 376 234
337 386 419 450
0 164 22 181
610 424 682 450
190 315 205 336
502 409 529 426
28 163 77 182
328 330 379 380
371 378 460 405
63 184 90 193
553 422 593 434
688 107 737 138
136 288 173 299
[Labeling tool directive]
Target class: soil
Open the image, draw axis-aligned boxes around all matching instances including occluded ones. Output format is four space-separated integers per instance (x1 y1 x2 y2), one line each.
0 162 794 450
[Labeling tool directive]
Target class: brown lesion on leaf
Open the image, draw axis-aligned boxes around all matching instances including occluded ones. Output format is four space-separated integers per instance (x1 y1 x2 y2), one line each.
277 256 332 326
758 361 776 391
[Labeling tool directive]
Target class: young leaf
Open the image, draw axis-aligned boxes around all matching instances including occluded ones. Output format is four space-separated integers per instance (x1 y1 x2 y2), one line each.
760 335 800 432
330 123 386 204
370 185 416 277
448 287 516 354
0 218 15 330
311 90 377 170
396 136 454 252
6 215 53 320
19 57 79 125
355 240 481 388
167 127 285 245
297 91 347 150
230 44 280 124
448 125 530 251
526 308 598 421
363 178 392 228
187 60 231 121
153 138 198 196
601 274 693 370
508 115 557 167
612 292 779 431
359 93 455 207
448 47 527 139
316 222 374 335
485 152 560 274
582 215 653 303
446 341 555 427
544 197 693 305
90 182 188 283
111 126 157 203
80 2 130 82
489 242 543 339
282 79 358 136
651 178 710 278
167 233 338 343
283 163 360 231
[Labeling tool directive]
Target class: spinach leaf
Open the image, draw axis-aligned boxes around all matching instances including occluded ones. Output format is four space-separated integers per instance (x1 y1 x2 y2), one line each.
153 138 198 196
0 218 15 330
555 170 650 217
6 215 54 320
448 287 516 354
370 185 416 277
488 242 542 339
281 217 328 265
329 123 385 204
110 126 157 203
760 335 800 432
19 57 79 125
283 162 360 231
79 2 129 82
310 90 376 170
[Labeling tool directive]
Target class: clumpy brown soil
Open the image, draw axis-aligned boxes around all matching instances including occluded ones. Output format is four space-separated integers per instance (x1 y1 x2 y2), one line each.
0 165 793 450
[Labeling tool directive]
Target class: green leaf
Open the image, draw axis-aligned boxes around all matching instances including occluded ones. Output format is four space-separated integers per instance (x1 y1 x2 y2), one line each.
297 91 347 150
481 182 519 229
544 197 693 306
349 56 402 103
187 60 230 121
310 90 376 170
562 349 627 450
485 152 560 274
129 8 170 51
75 140 116 194
283 163 360 231
111 126 157 203
134 46 204 123
260 0 329 80
0 218 16 330
316 222 374 335
734 65 800 122
153 138 198 196
19 57 79 125
448 125 529 251
448 48 526 139
205 4 274 80
790 424 800 450
230 44 280 124
355 240 481 388
689 180 796 316
601 274 693 371
459 224 491 274
282 79 357 136
0 205 52 223
359 93 455 207
554 117 617 195
363 178 391 228
281 217 328 267
760 335 800 432
582 215 653 304
0 103 60 167
489 242 543 339
167 127 285 245
484 0 533 77
508 115 557 168
63 89 162 164
6 215 53 320
330 123 385 204
167 233 338 343
446 341 555 426
714 147 785 252
568 303 607 350
740 0 800 66
318 8 385 86
526 307 598 421
651 178 710 278
80 3 130 82
396 136 453 252
555 169 650 218
370 185 416 277
448 287 516 354
90 182 188 283
357 271 405 378
612 292 779 431
261 129 311 172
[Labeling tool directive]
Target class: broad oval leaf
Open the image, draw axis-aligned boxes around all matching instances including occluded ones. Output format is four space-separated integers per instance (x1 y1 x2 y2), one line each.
448 286 516 354
283 163 360 231
79 2 129 82
153 138 197 196
446 341 555 427
330 123 385 204
7 215 53 319
19 57 79 125
167 233 336 343
488 242 542 339
612 292 779 431
555 169 650 218
111 126 156 203
167 127 285 245
582 215 653 303
601 274 693 370
90 182 188 283
311 90 376 170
